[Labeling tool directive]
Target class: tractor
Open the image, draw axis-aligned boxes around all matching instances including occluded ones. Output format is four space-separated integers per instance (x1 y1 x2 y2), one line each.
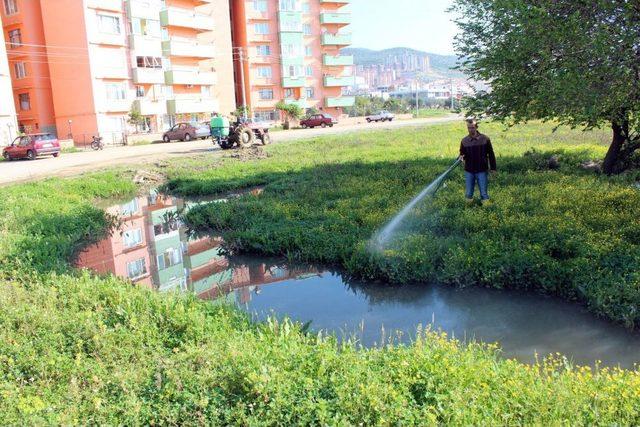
211 115 272 150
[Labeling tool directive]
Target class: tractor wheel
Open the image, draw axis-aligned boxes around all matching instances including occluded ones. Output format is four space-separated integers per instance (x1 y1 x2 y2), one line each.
235 125 255 148
219 138 234 150
260 132 272 145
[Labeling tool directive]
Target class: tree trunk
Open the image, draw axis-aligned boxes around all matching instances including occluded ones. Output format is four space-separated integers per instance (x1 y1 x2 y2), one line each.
602 121 627 175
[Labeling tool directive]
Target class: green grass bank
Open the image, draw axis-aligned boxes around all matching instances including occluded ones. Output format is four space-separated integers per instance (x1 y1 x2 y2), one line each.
0 122 639 423
168 121 640 329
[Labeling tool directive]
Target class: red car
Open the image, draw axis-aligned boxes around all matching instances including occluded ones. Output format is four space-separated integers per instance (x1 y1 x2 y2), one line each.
162 122 198 142
3 133 61 161
300 113 337 129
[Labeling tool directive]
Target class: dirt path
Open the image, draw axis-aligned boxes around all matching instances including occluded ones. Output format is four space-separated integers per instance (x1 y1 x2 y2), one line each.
0 115 460 186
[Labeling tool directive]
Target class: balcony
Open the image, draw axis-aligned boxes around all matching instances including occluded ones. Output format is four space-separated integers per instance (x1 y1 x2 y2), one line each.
320 0 349 4
282 76 306 88
167 98 220 115
326 96 355 108
160 8 214 31
324 75 355 87
134 99 167 116
162 39 215 58
323 54 353 66
285 98 307 109
249 33 272 43
129 35 162 56
165 69 216 85
87 0 122 11
103 99 133 113
93 31 127 47
94 66 129 79
133 68 165 84
247 10 269 20
321 33 352 46
125 0 161 20
320 13 351 26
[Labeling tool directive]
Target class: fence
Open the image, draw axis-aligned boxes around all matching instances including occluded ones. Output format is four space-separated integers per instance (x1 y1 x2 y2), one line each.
73 132 128 150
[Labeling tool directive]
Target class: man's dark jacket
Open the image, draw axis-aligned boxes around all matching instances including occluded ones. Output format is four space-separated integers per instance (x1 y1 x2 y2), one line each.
459 133 497 173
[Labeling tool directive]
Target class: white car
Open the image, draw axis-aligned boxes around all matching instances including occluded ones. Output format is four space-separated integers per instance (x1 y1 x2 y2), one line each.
194 122 211 139
366 110 395 123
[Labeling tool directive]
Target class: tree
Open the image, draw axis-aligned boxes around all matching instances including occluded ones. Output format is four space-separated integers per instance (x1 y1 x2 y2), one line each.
127 104 144 133
276 101 303 129
451 0 640 174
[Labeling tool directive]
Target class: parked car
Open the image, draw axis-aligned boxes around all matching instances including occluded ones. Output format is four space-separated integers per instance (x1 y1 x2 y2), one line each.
366 110 395 122
300 113 337 129
162 123 198 142
2 133 60 161
194 122 211 139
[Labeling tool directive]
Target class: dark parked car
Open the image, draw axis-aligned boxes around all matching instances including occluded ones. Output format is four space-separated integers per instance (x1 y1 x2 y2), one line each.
162 123 198 142
3 133 60 161
300 113 337 129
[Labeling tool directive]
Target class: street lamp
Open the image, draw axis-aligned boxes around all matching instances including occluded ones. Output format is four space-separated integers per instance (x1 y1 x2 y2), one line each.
67 119 73 139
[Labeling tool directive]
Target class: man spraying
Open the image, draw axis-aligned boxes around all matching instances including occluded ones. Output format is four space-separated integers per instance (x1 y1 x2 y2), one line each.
459 119 497 205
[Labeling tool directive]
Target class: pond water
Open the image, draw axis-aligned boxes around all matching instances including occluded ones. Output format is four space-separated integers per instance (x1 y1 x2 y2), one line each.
76 191 640 369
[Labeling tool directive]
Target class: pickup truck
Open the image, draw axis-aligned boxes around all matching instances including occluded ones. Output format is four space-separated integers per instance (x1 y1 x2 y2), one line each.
366 110 395 123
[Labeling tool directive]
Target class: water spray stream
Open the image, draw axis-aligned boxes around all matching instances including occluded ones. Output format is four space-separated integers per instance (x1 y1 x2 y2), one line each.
374 158 461 248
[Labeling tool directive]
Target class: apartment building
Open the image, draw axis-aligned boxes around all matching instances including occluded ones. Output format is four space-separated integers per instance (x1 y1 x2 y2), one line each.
1 0 56 136
2 0 234 143
0 13 17 146
231 0 354 122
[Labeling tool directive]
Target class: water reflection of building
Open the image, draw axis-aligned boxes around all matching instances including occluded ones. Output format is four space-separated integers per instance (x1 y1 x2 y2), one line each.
76 191 319 302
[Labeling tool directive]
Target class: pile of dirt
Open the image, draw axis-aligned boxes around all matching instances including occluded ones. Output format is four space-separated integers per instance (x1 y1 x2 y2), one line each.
133 169 165 187
227 146 269 161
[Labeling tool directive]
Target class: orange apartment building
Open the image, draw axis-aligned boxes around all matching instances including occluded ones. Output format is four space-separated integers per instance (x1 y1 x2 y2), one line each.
230 0 354 121
1 0 235 143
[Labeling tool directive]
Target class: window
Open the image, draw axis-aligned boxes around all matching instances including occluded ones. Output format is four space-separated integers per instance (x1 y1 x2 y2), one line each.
132 18 160 37
121 198 139 216
18 93 30 111
305 46 312 57
254 110 278 121
253 0 267 12
254 23 269 35
3 0 17 15
153 219 179 236
281 43 301 57
305 65 313 77
256 45 271 56
284 88 294 98
135 85 145 98
256 66 272 78
259 89 274 100
127 258 147 279
157 248 182 270
123 229 143 248
136 56 162 68
279 0 299 11
98 14 121 34
302 2 310 13
306 87 314 99
303 24 312 36
201 85 210 98
283 65 303 78
13 62 26 79
105 82 126 100
8 29 21 48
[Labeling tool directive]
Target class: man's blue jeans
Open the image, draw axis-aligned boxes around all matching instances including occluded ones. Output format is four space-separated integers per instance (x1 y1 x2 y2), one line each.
465 171 489 200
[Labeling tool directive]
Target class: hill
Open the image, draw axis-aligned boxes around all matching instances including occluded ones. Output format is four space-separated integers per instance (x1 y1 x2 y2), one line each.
343 47 465 79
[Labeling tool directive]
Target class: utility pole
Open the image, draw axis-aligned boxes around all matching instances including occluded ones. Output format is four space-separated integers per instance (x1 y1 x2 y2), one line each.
415 79 419 117
450 78 455 110
237 47 248 121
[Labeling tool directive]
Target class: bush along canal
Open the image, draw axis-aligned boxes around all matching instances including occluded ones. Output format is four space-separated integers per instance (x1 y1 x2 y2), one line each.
76 190 640 369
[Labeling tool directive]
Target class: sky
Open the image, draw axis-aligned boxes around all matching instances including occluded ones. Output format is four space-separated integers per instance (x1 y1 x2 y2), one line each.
349 0 459 55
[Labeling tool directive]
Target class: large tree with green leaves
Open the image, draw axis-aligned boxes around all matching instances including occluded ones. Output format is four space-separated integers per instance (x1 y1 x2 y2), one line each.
451 0 640 174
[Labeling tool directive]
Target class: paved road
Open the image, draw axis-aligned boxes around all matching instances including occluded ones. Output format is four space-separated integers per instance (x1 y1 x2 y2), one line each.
0 115 460 185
